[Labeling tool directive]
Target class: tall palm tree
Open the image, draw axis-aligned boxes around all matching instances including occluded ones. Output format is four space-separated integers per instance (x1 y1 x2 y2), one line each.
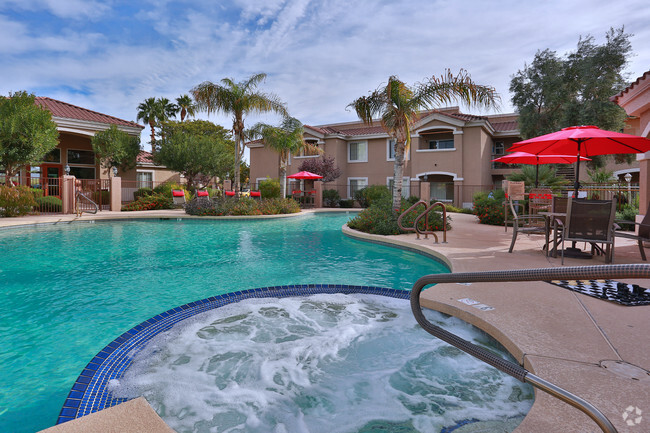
136 97 159 146
157 97 178 123
176 94 196 122
348 70 499 210
191 73 287 195
249 116 321 197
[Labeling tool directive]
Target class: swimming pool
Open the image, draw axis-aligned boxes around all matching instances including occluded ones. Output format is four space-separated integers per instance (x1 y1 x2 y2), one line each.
0 212 450 432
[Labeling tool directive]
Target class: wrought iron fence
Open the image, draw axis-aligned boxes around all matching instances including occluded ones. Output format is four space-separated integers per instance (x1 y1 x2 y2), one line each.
121 180 173 204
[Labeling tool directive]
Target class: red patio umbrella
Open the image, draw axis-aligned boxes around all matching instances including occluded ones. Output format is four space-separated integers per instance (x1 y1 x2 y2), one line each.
492 151 591 187
508 125 650 195
287 171 323 180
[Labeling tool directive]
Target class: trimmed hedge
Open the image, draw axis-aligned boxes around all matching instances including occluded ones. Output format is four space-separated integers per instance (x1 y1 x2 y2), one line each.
184 197 300 216
122 193 173 211
35 196 62 213
0 185 37 217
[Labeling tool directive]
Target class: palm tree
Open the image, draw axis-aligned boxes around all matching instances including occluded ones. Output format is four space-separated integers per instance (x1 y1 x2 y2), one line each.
176 94 196 122
136 97 159 146
191 73 287 195
348 70 499 210
158 97 178 123
249 116 321 197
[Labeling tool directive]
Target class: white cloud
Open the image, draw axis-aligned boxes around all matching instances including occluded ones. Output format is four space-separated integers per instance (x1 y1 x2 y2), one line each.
1 0 649 144
0 0 110 19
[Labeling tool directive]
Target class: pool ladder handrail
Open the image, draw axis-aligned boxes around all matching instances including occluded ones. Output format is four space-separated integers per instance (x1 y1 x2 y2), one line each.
75 191 99 214
411 263 650 433
397 200 447 243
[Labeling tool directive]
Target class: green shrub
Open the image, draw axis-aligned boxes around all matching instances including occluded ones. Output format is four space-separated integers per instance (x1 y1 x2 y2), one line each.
322 189 341 207
473 189 505 225
348 197 451 235
133 187 153 200
184 197 300 216
259 178 281 199
354 185 391 208
92 190 110 205
616 204 639 231
339 199 355 208
258 198 301 214
122 193 173 211
153 181 185 198
30 187 44 198
0 185 37 217
35 196 62 212
446 204 474 214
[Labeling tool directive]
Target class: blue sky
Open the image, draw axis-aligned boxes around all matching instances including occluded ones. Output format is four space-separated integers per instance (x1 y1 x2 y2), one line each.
1 0 649 151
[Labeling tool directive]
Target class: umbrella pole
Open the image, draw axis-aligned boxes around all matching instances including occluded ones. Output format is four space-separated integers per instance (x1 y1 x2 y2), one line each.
573 140 583 197
535 164 539 187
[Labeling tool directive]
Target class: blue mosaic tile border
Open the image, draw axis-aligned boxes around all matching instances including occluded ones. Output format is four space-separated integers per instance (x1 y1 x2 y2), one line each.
56 285 409 425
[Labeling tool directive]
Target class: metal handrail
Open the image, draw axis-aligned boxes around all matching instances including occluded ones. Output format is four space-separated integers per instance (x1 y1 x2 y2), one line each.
411 264 650 433
75 191 99 214
413 201 447 243
397 200 429 239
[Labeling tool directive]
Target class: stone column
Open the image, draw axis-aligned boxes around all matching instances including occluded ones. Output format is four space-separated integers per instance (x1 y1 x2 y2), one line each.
419 181 430 202
314 180 323 208
61 175 76 214
110 176 122 211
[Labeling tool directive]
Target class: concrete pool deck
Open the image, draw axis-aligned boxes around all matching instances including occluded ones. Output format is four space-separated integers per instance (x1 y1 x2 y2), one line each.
3 209 647 433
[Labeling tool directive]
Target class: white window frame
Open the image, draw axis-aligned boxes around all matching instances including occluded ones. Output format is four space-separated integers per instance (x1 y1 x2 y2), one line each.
66 148 96 166
387 138 396 161
136 170 154 189
347 177 368 199
427 139 455 150
386 176 411 198
348 141 368 163
255 177 268 190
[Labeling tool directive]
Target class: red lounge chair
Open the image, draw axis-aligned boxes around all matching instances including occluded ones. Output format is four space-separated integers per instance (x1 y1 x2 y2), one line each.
224 191 236 197
250 191 261 198
172 189 186 206
197 190 209 197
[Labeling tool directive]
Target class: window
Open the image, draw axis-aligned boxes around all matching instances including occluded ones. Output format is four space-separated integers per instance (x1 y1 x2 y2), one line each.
492 141 504 156
69 167 95 179
428 139 454 150
430 182 454 202
387 139 396 160
387 177 411 198
137 171 153 189
43 148 61 163
348 177 368 198
67 149 95 165
348 141 367 162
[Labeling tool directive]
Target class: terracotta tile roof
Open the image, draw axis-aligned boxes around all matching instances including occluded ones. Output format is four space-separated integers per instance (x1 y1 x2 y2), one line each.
136 150 153 164
304 125 327 134
491 120 519 132
334 125 387 136
610 70 650 103
35 97 143 129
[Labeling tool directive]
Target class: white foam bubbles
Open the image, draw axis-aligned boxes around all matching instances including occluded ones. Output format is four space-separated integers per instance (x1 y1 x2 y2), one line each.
111 294 533 432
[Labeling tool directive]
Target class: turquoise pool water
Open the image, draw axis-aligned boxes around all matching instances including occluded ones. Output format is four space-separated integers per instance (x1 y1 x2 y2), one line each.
0 212 448 433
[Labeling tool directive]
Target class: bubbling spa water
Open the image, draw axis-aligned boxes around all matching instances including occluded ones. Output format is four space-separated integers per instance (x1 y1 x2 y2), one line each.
110 294 533 432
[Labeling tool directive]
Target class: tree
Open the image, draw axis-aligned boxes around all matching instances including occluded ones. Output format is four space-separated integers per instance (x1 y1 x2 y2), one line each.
249 116 321 197
298 155 341 183
0 91 59 186
136 97 159 146
91 125 141 177
191 73 288 196
510 27 633 167
155 120 234 190
507 165 568 188
176 94 196 122
136 97 178 149
349 70 499 209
